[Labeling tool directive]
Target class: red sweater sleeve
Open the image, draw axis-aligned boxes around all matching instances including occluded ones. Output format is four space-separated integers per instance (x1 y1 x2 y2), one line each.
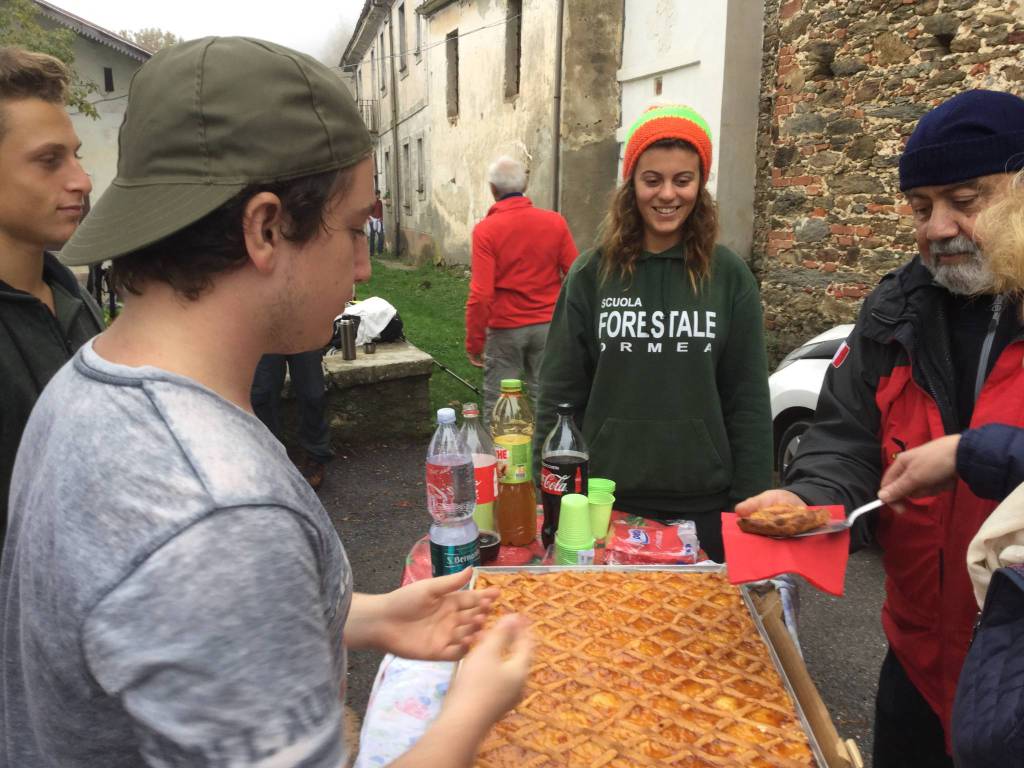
465 225 495 356
559 222 579 276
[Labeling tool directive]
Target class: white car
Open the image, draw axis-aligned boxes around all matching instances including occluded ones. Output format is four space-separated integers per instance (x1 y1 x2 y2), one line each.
769 324 854 476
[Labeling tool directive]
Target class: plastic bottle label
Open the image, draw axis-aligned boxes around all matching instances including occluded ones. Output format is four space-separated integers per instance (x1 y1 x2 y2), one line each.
495 434 531 484
540 465 585 495
425 463 455 512
430 540 481 576
474 463 497 504
425 458 474 521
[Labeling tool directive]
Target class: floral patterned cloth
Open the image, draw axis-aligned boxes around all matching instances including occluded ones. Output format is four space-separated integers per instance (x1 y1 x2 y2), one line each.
354 654 454 768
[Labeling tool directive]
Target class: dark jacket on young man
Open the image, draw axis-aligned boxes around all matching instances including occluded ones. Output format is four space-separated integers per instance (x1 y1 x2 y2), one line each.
0 253 104 544
783 255 1024 746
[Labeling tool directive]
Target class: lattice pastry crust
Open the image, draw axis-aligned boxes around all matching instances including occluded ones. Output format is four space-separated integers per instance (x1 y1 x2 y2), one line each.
473 570 815 768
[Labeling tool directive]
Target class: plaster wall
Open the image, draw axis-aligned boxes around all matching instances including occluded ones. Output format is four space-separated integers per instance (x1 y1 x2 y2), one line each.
63 35 141 200
424 0 559 264
617 0 763 258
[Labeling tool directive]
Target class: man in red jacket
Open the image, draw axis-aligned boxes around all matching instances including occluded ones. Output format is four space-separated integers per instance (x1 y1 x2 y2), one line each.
737 89 1024 768
465 156 578 419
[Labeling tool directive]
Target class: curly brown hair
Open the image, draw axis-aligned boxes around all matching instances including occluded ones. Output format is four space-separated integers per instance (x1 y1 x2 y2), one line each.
597 139 719 291
110 166 356 301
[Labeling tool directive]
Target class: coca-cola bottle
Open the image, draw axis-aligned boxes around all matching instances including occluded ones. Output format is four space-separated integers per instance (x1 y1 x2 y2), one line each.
540 403 589 549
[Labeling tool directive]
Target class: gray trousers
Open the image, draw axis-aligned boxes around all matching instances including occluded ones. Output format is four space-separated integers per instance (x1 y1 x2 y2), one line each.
483 323 549 423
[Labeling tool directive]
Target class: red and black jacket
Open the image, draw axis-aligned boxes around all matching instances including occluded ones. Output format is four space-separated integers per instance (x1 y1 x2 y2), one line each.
784 256 1024 747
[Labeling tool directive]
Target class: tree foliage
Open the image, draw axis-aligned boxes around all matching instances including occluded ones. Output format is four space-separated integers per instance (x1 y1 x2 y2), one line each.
0 0 98 117
118 27 181 53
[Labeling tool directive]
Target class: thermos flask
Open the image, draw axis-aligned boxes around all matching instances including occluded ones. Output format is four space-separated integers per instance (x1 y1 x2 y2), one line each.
340 319 357 360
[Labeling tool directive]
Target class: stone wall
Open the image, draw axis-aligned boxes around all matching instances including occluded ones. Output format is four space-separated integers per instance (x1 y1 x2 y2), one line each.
281 342 436 449
753 0 1024 364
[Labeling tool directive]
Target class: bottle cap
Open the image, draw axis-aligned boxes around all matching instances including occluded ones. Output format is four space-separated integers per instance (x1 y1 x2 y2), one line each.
462 402 480 416
500 379 523 392
436 407 456 424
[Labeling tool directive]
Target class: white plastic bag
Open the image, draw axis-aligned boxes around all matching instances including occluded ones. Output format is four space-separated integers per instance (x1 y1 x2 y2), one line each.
338 296 398 345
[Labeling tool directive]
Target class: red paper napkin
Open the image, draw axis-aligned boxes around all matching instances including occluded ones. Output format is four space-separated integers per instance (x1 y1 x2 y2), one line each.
721 506 849 596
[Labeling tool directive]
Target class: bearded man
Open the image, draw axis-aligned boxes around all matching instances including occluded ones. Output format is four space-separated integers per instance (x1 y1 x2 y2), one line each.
737 89 1024 768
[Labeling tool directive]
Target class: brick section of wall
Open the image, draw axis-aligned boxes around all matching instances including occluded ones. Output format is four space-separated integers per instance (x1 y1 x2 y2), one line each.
754 0 1024 364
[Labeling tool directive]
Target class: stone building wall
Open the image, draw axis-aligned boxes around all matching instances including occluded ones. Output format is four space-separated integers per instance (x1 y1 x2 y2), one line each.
753 0 1024 364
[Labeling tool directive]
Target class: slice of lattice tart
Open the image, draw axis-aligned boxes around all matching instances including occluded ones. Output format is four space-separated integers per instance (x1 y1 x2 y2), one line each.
737 505 830 538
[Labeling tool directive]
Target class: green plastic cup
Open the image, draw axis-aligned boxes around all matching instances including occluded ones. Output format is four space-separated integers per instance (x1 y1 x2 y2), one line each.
554 537 594 565
588 492 615 540
588 477 616 495
556 493 592 547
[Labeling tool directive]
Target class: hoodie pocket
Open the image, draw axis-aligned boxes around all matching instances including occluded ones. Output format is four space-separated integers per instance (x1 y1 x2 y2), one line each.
590 418 730 498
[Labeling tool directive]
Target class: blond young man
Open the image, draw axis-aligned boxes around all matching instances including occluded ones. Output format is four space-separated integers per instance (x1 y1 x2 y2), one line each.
0 47 99 545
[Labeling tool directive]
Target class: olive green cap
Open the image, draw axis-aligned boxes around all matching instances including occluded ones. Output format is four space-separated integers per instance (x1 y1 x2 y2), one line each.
61 36 372 267
500 379 523 392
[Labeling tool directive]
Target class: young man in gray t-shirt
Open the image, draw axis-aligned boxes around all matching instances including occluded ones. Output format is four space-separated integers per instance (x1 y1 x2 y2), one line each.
0 37 531 768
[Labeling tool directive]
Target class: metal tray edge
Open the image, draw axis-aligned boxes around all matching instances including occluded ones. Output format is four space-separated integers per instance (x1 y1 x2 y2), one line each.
740 586 829 768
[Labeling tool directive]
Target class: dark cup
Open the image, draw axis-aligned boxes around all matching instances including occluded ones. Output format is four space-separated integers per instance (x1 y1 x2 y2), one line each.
478 530 500 564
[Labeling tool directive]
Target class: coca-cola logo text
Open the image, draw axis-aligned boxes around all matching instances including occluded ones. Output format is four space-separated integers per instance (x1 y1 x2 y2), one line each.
541 468 569 495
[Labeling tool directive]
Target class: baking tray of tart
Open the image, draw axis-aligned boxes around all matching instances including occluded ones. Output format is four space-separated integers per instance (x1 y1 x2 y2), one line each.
468 565 836 767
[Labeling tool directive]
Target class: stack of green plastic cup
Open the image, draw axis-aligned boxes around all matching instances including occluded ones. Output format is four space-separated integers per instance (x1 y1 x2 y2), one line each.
588 477 616 495
554 493 593 565
588 491 616 541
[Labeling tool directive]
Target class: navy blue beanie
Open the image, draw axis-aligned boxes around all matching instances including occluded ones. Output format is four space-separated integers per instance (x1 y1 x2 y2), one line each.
899 90 1024 192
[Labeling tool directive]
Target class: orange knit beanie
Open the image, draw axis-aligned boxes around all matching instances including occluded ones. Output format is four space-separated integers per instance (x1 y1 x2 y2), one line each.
621 104 713 181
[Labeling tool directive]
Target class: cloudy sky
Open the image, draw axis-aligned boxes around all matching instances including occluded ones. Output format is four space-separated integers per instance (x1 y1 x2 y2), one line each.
50 0 363 63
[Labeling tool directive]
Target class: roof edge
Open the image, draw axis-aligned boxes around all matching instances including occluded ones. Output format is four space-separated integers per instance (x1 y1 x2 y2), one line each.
418 0 458 17
340 0 391 67
32 0 152 62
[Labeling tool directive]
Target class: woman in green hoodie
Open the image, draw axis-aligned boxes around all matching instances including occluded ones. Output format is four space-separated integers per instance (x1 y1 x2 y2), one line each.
533 105 772 561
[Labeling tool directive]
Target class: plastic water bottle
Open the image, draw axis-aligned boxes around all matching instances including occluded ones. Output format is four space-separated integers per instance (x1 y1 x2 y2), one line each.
460 403 497 532
426 407 476 523
429 519 480 577
426 408 479 575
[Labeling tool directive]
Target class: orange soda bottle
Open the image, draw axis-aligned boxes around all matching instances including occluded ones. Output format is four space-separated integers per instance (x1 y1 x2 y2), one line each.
492 379 537 546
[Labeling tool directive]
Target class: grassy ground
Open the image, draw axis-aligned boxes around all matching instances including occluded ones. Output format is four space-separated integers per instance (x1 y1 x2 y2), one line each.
357 258 484 415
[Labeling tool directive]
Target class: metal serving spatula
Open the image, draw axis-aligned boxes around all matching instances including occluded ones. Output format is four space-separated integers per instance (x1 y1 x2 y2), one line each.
788 498 885 538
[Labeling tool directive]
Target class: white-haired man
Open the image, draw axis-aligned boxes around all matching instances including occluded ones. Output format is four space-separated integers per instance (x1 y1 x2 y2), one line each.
465 156 578 418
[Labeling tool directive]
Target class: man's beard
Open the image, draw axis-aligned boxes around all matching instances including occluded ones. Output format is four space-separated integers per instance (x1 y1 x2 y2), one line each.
924 235 997 295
